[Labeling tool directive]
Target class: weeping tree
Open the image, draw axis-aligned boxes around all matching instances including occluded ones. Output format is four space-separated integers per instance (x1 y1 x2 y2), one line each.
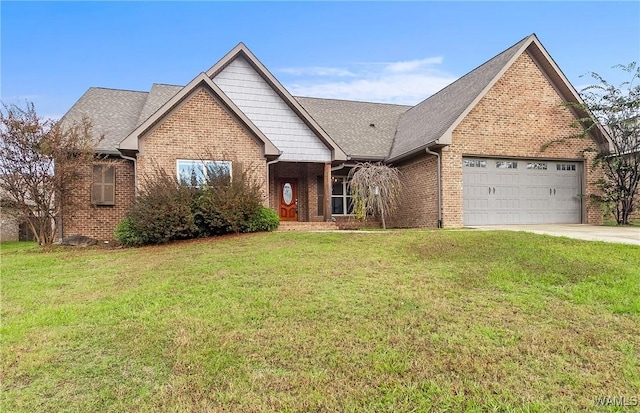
568 63 640 224
347 162 402 229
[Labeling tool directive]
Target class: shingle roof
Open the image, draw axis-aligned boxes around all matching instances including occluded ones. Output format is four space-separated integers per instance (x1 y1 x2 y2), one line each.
388 35 532 161
65 35 588 162
136 84 182 125
295 97 410 159
61 87 148 154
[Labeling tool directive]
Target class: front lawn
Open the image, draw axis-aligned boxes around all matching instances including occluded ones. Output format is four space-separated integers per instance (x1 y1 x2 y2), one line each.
1 231 639 412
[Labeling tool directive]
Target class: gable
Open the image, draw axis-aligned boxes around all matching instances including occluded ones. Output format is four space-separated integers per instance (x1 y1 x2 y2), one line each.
212 56 333 162
452 51 595 158
388 34 609 163
388 36 531 163
119 73 279 157
139 87 262 158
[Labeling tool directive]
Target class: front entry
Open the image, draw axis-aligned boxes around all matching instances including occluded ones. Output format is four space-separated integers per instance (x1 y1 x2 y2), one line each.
279 179 298 221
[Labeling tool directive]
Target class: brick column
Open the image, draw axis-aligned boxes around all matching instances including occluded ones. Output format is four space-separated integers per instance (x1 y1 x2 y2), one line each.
324 163 332 221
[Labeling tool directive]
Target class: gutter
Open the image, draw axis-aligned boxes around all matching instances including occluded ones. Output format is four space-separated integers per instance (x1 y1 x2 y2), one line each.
425 147 442 228
331 162 358 172
119 153 138 196
265 158 281 207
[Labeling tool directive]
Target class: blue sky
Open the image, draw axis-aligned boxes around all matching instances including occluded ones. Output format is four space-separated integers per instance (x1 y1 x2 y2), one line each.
2 1 639 119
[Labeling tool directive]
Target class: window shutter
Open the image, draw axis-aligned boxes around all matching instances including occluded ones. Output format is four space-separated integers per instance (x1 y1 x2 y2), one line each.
92 165 103 204
103 166 115 204
91 165 115 205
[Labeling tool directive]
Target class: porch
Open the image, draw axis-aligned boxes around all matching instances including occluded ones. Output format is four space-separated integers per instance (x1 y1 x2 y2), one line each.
267 162 355 223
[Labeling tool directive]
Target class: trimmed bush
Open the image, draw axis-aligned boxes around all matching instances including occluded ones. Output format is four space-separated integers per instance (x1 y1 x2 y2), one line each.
243 207 280 233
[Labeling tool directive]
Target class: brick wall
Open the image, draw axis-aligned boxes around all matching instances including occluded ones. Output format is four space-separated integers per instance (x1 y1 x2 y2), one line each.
441 51 603 227
388 153 439 228
137 87 266 199
62 158 135 241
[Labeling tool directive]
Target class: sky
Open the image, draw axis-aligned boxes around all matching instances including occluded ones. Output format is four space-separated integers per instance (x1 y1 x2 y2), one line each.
1 1 639 120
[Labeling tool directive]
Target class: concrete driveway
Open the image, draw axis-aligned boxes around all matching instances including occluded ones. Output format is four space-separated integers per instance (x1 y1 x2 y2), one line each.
468 224 640 246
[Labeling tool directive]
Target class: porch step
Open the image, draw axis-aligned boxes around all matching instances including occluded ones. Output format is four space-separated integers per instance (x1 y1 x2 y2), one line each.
277 221 339 231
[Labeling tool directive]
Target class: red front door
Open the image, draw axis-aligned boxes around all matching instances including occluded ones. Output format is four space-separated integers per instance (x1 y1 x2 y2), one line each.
279 179 298 221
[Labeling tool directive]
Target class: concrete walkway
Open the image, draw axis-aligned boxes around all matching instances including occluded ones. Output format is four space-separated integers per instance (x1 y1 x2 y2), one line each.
468 224 640 246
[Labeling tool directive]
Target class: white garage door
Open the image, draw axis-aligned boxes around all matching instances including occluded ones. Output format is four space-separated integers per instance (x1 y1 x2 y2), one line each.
463 158 582 225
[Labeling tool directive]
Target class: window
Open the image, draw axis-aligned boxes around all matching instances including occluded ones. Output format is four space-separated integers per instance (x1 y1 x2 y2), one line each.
463 159 486 168
556 163 576 171
331 176 353 215
496 161 518 169
527 162 547 170
92 165 115 205
177 160 231 185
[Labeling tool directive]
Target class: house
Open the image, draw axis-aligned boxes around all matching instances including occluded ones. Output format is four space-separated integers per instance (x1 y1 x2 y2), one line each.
60 34 608 241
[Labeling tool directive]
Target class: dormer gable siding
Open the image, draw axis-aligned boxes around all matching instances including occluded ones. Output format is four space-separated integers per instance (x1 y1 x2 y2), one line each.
212 56 332 162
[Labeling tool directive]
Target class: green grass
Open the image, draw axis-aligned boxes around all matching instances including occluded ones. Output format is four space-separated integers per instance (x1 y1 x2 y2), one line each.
1 231 639 412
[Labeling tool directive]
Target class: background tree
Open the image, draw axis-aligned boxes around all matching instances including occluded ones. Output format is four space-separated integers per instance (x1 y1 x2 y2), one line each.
347 162 402 229
0 102 96 245
570 63 640 225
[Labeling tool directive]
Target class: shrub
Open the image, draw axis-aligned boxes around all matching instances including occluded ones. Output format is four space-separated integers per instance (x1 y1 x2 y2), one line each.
243 207 280 232
114 217 144 247
124 168 198 245
117 161 268 246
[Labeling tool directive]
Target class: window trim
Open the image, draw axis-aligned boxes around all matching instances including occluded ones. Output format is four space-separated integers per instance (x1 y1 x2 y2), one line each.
91 164 115 206
331 176 353 216
176 159 232 185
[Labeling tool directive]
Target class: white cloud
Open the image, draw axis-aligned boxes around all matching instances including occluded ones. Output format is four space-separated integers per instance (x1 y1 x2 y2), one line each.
279 56 457 105
384 57 444 73
279 66 356 77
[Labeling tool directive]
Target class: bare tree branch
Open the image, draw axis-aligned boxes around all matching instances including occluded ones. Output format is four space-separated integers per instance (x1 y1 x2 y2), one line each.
0 102 98 245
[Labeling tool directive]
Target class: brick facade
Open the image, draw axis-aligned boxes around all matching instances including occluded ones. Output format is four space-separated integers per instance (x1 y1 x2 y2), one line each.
439 51 603 227
62 158 135 241
388 153 439 228
63 47 611 237
137 87 267 196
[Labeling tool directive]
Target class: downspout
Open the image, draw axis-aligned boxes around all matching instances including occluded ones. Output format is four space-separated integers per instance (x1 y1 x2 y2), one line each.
425 147 442 228
266 158 280 208
119 153 138 196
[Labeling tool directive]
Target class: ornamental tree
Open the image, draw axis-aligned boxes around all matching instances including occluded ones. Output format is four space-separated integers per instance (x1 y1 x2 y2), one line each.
347 162 402 229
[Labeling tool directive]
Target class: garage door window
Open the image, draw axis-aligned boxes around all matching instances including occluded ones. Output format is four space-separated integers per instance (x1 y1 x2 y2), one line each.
496 161 518 169
527 162 547 170
557 164 576 171
463 159 486 168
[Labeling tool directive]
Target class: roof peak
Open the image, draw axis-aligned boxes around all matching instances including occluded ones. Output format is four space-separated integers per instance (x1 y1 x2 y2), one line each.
88 86 148 94
296 95 412 108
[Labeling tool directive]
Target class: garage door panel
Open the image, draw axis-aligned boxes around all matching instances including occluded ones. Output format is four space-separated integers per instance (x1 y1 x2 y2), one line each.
463 158 581 225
